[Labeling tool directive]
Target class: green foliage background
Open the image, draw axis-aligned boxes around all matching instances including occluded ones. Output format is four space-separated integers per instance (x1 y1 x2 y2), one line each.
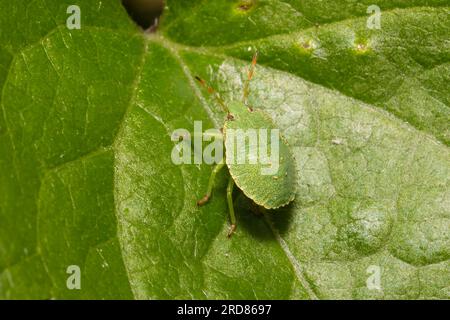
0 0 448 299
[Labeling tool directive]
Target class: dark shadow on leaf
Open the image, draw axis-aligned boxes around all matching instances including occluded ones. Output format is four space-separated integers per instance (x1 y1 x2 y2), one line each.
268 201 296 237
234 193 295 241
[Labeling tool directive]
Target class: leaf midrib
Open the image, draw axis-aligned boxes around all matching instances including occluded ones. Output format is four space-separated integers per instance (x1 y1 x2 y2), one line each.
151 36 319 299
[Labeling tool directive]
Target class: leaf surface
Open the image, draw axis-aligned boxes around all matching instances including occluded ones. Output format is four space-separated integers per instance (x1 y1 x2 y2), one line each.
0 0 448 299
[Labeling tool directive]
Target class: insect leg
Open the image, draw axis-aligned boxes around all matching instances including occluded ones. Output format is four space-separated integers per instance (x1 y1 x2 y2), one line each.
194 76 230 114
197 159 225 206
226 177 237 238
243 51 258 106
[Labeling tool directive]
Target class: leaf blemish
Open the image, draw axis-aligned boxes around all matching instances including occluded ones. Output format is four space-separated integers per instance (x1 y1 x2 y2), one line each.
235 0 255 14
302 42 311 49
294 39 317 56
353 40 371 54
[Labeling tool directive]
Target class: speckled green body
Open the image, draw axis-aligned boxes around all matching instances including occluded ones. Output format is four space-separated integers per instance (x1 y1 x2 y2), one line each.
224 102 296 209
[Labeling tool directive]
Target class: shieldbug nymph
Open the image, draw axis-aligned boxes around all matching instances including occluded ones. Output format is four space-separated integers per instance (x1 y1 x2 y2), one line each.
195 52 296 237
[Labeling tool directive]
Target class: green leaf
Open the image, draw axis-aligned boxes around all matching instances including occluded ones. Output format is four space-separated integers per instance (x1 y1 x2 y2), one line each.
0 0 448 299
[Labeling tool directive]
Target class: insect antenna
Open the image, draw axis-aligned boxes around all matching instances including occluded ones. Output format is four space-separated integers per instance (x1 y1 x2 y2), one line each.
243 51 258 106
195 76 230 114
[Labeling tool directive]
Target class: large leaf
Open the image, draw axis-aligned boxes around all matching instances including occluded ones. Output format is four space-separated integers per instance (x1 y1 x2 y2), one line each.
0 0 448 299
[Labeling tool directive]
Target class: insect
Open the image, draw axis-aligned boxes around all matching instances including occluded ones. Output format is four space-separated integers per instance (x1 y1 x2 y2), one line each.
195 52 296 237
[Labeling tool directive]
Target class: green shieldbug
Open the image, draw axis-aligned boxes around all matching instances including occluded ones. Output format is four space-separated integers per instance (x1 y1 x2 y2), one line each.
195 52 296 237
